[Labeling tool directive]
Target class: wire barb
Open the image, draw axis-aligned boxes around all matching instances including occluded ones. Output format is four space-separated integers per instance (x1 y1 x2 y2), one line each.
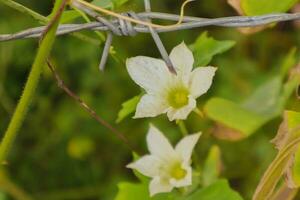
72 0 177 73
99 32 113 71
2 12 300 41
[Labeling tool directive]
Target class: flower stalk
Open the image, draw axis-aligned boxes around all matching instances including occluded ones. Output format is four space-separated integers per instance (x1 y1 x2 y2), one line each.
177 120 188 136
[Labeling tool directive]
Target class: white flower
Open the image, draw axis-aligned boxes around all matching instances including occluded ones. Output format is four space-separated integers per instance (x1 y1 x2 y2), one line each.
126 42 217 121
127 125 201 196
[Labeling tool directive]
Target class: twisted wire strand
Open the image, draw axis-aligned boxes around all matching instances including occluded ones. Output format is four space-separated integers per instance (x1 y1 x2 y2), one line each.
1 12 300 42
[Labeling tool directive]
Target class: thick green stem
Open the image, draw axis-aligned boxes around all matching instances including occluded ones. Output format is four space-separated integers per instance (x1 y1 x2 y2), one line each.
0 0 66 164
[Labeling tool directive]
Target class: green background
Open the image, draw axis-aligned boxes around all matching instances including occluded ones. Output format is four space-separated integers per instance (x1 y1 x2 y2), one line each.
0 0 300 199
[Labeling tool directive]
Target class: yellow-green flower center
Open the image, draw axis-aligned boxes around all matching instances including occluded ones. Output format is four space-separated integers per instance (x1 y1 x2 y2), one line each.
170 163 187 180
168 87 189 109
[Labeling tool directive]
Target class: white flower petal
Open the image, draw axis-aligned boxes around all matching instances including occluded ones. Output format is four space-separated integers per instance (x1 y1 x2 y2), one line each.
189 67 217 98
149 176 173 197
147 125 176 160
175 133 201 163
134 94 168 119
169 42 194 83
170 165 192 188
127 155 161 177
126 56 171 94
167 97 196 121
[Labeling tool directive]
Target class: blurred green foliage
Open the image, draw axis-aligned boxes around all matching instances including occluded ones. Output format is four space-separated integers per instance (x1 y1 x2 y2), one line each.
0 0 300 199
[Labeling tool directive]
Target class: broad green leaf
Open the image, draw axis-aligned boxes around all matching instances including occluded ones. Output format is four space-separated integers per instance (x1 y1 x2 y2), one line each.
204 76 297 138
204 48 299 138
183 179 243 200
116 95 141 123
191 32 236 67
202 145 222 186
241 0 298 16
60 10 81 23
204 98 265 137
243 48 297 116
242 77 282 117
253 111 300 200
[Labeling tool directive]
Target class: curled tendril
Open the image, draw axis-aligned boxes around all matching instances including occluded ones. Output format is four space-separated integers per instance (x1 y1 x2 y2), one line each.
70 0 195 29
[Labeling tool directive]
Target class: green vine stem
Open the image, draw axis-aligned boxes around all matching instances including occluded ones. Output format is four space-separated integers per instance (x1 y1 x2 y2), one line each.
0 0 66 164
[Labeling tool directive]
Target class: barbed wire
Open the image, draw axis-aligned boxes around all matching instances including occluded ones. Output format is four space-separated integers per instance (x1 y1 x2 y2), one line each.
1 12 300 42
1 0 300 71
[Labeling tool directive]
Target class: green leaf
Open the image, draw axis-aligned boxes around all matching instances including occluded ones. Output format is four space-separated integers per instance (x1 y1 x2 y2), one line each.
116 95 141 123
242 48 298 117
115 182 149 200
204 49 299 138
92 0 113 9
115 180 242 200
204 98 265 137
60 10 81 23
204 76 297 138
115 181 173 200
184 179 243 200
286 111 300 130
280 48 297 78
113 0 129 7
191 32 236 67
202 145 222 186
115 183 150 200
242 77 282 117
92 0 129 9
241 0 298 16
